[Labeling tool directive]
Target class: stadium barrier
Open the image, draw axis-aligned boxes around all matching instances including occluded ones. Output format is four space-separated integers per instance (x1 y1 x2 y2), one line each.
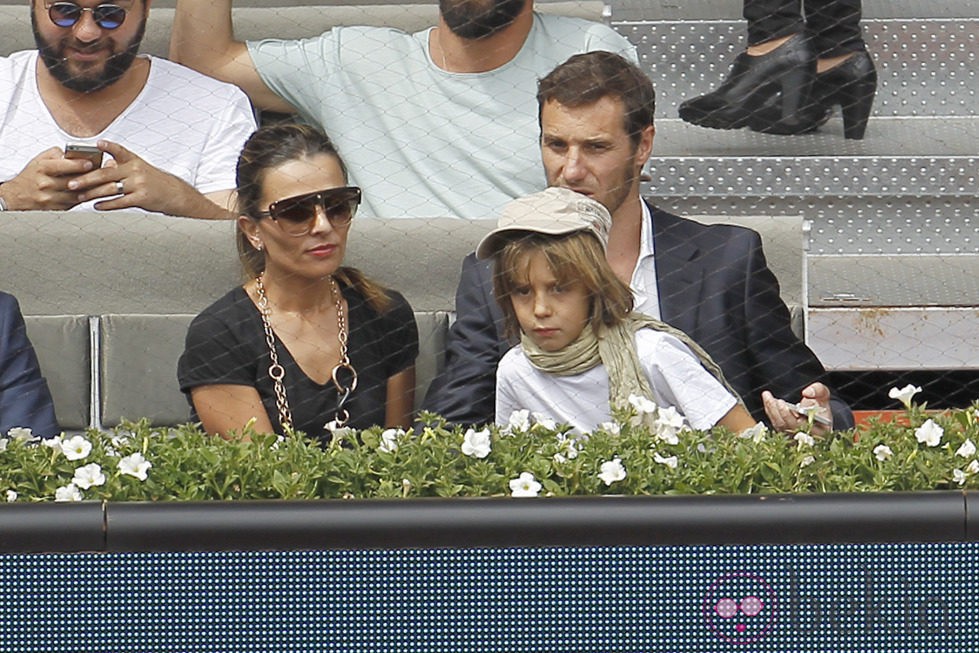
0 493 976 650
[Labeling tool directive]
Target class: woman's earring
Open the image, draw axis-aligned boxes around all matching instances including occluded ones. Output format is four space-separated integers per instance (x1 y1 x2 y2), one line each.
254 241 264 252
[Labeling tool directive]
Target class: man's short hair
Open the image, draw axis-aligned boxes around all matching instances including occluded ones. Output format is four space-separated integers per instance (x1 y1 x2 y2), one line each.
537 51 656 146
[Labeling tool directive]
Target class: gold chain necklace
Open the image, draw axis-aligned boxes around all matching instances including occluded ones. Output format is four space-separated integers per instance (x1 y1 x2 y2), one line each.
255 273 358 431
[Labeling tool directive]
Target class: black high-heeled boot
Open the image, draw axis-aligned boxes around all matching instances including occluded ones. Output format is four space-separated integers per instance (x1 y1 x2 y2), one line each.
748 48 877 139
678 34 816 130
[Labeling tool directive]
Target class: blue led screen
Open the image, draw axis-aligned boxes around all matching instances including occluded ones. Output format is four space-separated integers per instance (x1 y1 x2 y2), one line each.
0 543 975 652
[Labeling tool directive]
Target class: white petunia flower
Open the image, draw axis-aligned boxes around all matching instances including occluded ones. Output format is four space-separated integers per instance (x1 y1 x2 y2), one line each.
118 453 152 481
654 425 679 446
509 472 542 497
6 427 36 441
55 484 82 502
800 455 816 468
110 431 134 448
953 469 968 486
653 452 678 469
888 384 922 409
41 434 64 451
553 433 579 464
956 439 976 458
556 434 580 459
794 432 816 448
653 406 685 445
656 406 685 429
873 444 893 462
461 428 492 459
968 460 979 475
61 435 92 461
628 394 657 416
6 490 17 502
0 438 7 453
324 420 355 444
739 422 768 442
532 413 557 431
795 403 822 420
507 410 531 433
598 458 627 486
378 428 403 453
914 419 943 447
72 463 106 490
598 421 621 436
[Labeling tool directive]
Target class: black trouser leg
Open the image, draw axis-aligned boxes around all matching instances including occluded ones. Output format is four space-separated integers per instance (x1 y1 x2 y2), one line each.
744 0 805 46
804 0 864 58
744 0 864 57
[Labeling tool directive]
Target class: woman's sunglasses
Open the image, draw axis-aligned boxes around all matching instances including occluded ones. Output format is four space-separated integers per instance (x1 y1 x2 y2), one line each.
46 2 128 30
257 186 362 237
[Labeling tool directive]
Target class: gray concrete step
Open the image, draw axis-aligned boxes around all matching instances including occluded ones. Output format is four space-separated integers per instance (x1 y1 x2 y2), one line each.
618 0 978 215
645 117 977 200
617 16 977 118
620 1 979 259
655 195 977 256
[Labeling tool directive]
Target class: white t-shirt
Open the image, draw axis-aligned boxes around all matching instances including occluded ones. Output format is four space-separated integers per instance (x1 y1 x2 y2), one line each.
248 13 637 218
0 51 256 210
495 327 738 434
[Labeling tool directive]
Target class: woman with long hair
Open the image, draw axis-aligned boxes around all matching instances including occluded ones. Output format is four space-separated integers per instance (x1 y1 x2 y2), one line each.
178 124 418 440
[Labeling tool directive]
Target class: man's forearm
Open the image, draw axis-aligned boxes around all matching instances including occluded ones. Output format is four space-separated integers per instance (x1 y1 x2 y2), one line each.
171 0 297 113
170 0 236 72
174 189 237 220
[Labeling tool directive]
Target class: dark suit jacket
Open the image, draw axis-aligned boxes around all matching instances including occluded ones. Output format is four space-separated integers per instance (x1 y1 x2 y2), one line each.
0 292 59 437
422 203 853 429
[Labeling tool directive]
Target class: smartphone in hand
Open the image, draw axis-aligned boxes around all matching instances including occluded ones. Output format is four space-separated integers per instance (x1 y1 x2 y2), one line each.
786 400 832 427
64 143 104 169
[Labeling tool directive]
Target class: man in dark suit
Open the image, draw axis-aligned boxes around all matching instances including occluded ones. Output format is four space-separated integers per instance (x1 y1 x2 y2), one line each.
422 51 852 431
0 292 58 437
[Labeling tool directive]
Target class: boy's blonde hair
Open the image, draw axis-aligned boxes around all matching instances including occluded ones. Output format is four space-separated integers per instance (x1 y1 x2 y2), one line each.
492 231 634 341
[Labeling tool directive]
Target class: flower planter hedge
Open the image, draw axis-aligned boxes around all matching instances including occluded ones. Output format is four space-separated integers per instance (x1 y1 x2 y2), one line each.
3 388 978 503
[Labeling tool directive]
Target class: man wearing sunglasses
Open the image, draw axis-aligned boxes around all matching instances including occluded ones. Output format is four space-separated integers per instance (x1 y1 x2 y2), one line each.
169 0 636 219
0 1 255 218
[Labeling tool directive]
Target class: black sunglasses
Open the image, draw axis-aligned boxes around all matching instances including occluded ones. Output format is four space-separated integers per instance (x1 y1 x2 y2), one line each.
257 186 362 237
46 2 128 30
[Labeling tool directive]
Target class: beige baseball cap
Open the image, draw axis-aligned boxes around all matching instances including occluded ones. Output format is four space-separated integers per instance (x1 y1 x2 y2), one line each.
475 187 612 260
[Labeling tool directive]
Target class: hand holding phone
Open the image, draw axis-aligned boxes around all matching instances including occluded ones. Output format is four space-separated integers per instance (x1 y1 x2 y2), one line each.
786 400 832 427
64 144 104 169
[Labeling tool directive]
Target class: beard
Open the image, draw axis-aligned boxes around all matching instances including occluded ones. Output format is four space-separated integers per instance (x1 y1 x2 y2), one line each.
439 0 527 39
547 157 637 219
602 162 638 218
32 11 145 93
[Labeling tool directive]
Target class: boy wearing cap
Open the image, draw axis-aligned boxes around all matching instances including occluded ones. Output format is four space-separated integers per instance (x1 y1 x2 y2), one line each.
482 188 756 435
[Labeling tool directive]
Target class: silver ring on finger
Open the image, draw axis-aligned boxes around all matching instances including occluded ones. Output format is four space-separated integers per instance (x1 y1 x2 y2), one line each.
115 179 125 194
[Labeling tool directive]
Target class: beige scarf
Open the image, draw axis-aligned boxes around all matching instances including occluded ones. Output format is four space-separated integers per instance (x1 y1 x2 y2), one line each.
521 313 742 414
